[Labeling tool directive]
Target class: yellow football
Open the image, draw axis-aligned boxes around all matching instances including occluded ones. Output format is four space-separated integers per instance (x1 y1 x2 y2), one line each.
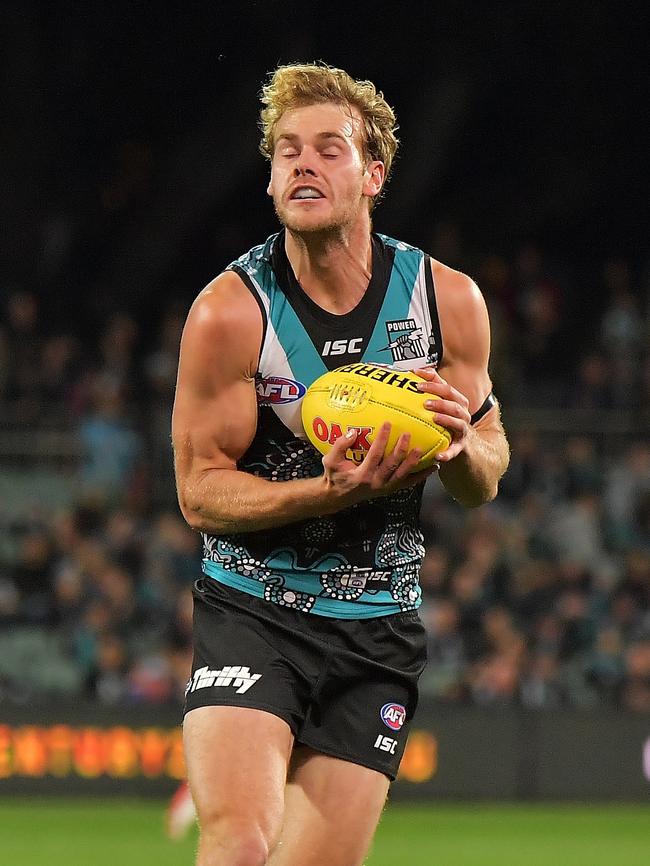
301 362 451 472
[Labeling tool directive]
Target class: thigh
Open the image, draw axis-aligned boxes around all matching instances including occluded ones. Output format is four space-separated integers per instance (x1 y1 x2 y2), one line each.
270 746 389 866
298 610 427 780
186 581 316 729
184 705 294 836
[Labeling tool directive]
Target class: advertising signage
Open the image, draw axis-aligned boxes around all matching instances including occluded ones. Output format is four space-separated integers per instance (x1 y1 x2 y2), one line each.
0 702 648 800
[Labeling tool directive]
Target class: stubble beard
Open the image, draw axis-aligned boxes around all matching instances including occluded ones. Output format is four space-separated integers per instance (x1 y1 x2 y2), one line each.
272 191 367 244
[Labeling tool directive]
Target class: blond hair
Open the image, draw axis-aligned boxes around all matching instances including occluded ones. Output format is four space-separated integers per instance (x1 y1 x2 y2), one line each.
259 62 399 194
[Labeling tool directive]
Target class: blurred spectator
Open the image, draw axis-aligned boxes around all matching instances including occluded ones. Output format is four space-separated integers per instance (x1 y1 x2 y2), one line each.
2 289 44 422
587 625 625 703
419 598 466 700
569 353 609 412
90 632 130 704
12 525 56 624
600 260 645 409
520 653 563 708
77 376 146 508
39 334 82 425
620 639 650 712
600 260 644 357
546 489 614 581
604 441 650 552
143 301 185 507
418 544 451 598
511 243 566 405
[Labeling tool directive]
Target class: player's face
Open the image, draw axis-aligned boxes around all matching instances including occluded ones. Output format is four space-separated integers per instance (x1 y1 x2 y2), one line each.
267 102 384 235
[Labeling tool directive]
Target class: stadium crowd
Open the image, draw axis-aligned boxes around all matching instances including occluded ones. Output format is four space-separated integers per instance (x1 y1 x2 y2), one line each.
1 243 649 714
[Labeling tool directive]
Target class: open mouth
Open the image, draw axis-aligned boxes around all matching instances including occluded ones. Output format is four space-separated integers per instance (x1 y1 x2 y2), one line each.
289 187 325 201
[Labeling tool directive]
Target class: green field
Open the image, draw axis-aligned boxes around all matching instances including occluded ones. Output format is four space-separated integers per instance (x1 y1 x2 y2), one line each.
0 799 648 866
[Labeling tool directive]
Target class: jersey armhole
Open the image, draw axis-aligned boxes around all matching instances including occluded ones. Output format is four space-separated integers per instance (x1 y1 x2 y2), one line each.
423 255 444 368
229 264 268 367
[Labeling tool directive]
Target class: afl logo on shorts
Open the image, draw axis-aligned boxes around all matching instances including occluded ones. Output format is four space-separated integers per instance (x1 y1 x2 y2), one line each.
256 376 306 405
380 702 406 731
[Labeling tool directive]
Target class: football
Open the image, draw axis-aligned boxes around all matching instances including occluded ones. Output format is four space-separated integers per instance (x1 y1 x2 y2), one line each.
301 362 451 471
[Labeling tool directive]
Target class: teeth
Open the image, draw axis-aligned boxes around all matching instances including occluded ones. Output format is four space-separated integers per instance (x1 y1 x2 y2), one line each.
293 188 322 199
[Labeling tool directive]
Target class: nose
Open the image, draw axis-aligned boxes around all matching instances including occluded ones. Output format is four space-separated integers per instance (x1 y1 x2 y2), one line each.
293 163 317 177
293 148 317 177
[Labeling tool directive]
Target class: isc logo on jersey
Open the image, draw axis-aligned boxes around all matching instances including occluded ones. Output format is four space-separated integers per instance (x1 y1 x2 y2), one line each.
321 338 363 357
380 702 406 731
256 376 306 405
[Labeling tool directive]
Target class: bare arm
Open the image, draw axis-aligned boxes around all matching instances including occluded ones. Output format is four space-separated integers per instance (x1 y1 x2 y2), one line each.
416 263 510 507
172 272 429 535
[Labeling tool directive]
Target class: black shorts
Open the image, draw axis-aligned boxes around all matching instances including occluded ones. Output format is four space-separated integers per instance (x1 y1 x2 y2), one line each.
184 578 428 780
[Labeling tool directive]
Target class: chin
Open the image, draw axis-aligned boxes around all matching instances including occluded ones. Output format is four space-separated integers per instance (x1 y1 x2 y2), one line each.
277 212 337 236
275 204 353 237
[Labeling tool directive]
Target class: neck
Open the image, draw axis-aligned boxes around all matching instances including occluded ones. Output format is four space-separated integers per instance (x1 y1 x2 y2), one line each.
284 214 373 315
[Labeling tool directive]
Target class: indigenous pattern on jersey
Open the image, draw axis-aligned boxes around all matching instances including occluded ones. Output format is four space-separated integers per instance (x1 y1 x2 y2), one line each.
201 231 444 618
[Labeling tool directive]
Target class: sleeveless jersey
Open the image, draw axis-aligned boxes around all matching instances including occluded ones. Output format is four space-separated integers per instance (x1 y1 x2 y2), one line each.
201 230 444 618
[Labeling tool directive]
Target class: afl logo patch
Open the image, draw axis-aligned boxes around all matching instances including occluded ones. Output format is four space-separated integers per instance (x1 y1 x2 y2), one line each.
256 376 306 405
380 702 406 731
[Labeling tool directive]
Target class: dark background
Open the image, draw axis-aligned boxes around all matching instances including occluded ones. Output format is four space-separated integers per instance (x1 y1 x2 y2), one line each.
3 0 648 334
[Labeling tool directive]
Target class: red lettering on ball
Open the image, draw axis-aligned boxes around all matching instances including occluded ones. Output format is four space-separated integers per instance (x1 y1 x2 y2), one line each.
312 417 329 442
329 423 343 444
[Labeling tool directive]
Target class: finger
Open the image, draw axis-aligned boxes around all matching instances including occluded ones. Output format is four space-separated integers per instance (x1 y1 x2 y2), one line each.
420 383 469 411
322 427 358 467
363 422 392 470
423 401 471 428
379 432 411 476
434 443 463 462
413 366 443 382
391 446 423 480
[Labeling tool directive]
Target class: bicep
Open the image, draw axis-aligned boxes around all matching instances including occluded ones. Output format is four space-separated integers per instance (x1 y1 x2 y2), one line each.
172 364 258 478
171 276 262 486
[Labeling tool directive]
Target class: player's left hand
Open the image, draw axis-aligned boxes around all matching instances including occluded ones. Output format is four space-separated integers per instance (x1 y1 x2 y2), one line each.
414 367 472 462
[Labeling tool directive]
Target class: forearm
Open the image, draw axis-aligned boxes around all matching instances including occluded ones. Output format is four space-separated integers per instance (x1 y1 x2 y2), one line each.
178 467 336 534
439 426 510 507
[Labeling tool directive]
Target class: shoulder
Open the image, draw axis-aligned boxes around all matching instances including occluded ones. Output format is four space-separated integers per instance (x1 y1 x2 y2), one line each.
180 271 263 375
186 271 260 335
430 259 490 364
431 259 485 311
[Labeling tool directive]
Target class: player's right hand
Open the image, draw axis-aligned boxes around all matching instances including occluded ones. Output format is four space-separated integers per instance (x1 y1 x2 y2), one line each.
321 422 437 507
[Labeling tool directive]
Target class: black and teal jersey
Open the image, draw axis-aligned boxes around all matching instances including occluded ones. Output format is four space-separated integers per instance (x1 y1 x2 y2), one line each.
201 230 444 618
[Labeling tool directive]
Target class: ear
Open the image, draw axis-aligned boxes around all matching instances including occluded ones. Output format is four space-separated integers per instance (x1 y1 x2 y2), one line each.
363 160 385 200
266 173 273 197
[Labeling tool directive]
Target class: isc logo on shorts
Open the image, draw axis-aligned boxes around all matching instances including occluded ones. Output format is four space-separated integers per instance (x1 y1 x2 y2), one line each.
186 665 262 695
380 702 406 731
374 735 398 754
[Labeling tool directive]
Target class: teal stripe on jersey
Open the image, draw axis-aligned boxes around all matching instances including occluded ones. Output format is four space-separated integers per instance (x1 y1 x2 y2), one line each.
202 560 405 619
365 240 423 362
268 290 327 384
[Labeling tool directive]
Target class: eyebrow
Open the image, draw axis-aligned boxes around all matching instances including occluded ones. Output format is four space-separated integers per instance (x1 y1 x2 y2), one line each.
276 132 349 145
